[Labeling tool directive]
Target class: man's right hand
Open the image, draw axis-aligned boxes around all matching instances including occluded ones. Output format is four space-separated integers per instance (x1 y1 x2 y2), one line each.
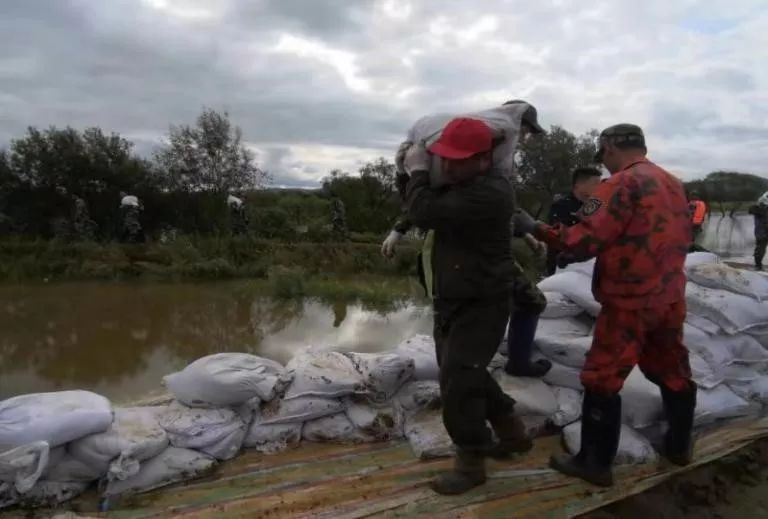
513 209 540 236
381 230 404 258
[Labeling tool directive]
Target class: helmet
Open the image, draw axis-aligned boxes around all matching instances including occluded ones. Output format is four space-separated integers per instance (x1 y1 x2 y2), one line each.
759 191 768 207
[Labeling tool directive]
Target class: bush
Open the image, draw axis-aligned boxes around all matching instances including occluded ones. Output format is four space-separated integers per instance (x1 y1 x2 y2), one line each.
269 266 307 298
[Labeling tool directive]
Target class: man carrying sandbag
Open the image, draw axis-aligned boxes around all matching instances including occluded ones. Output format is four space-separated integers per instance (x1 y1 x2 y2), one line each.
748 191 768 271
514 124 696 486
402 117 532 495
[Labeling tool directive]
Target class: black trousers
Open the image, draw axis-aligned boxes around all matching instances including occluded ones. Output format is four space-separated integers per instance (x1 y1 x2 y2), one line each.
756 237 767 267
433 296 515 449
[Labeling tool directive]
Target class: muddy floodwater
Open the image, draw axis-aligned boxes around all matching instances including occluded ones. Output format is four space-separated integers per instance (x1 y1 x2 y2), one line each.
0 282 431 402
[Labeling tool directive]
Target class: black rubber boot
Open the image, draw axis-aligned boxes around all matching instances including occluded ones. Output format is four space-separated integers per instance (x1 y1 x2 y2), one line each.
549 391 621 487
430 447 487 495
661 382 697 466
488 410 533 459
505 312 552 378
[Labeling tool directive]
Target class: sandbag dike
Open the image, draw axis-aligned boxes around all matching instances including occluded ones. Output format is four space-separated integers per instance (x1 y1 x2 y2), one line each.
2 253 768 515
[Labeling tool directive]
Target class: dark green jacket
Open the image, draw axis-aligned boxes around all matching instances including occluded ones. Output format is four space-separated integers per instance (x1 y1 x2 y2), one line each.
406 170 516 299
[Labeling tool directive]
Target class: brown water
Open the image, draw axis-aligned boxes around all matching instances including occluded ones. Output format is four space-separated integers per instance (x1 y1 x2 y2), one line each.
0 282 431 402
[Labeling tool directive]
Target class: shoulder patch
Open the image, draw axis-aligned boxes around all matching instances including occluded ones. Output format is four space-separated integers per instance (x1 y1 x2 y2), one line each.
581 198 603 216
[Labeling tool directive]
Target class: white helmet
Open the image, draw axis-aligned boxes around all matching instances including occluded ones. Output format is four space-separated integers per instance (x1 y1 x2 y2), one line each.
758 191 768 207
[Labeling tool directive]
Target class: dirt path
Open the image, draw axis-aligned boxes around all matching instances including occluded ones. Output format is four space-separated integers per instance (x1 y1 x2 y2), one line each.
582 438 768 519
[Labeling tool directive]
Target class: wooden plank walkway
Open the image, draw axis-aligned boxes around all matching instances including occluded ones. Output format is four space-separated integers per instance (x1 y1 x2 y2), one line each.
74 416 768 519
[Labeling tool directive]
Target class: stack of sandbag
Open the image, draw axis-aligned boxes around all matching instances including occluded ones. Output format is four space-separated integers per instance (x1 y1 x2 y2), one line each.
0 391 113 507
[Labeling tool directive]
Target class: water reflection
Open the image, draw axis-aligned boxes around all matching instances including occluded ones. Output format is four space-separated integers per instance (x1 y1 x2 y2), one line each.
0 282 431 401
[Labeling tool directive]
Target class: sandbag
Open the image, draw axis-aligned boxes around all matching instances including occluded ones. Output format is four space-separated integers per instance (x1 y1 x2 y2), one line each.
491 372 559 417
157 401 247 461
243 407 302 454
0 441 49 494
302 413 373 444
346 352 415 403
695 385 758 426
687 333 768 373
558 258 596 278
563 422 658 465
684 252 721 270
688 263 768 302
393 381 441 416
686 283 768 335
538 272 601 317
345 401 404 441
685 315 721 335
689 352 724 390
404 103 530 187
536 335 592 369
404 409 453 460
43 451 103 482
103 447 215 497
541 292 583 319
284 348 364 400
395 335 439 381
550 387 583 427
68 407 168 482
0 391 113 449
728 376 768 406
13 481 89 508
620 368 663 429
163 353 286 408
260 396 345 425
542 360 583 391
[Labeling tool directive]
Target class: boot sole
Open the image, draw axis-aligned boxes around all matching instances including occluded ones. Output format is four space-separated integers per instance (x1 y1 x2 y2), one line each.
429 476 486 495
549 456 613 487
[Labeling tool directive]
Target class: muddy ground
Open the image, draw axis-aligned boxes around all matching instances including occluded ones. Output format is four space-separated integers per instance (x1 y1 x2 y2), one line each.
582 438 768 519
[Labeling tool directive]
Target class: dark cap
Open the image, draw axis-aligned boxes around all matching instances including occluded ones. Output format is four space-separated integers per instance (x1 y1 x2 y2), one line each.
503 99 545 134
594 123 646 162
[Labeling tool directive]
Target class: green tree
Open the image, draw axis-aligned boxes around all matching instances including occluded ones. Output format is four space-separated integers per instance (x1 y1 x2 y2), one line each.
155 108 269 193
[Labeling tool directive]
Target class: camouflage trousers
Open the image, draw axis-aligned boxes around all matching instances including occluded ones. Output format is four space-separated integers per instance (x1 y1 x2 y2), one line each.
580 301 692 395
121 208 144 243
510 261 547 315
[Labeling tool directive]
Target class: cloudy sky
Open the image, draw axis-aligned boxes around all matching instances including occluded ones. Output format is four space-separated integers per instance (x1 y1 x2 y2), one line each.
1 0 766 187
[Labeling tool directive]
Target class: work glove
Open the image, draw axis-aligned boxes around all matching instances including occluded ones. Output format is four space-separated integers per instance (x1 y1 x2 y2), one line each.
403 142 430 175
524 233 547 260
381 230 404 258
512 209 539 236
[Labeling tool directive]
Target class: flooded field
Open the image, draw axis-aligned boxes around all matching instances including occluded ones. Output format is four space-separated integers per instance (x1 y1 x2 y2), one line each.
0 281 431 402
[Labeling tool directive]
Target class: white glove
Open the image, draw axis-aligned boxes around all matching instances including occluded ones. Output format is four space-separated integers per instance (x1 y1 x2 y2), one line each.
403 142 430 175
513 209 539 236
381 230 404 258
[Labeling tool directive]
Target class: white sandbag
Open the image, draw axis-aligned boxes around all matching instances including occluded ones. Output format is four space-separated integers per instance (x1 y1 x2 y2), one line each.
620 368 663 429
491 372 559 417
685 315 721 335
686 283 768 335
550 387 583 427
157 401 247 461
538 272 601 317
541 292 583 319
728 376 768 406
687 333 768 372
393 381 441 416
404 409 453 460
688 263 768 302
0 441 49 494
260 396 345 425
558 258 596 278
163 353 285 408
404 103 529 187
563 422 658 465
346 352 415 403
689 352 724 390
302 413 373 444
68 407 168 482
542 360 584 391
284 348 364 400
684 252 721 269
537 317 593 338
243 406 302 454
15 481 89 508
0 391 113 449
695 385 758 426
395 335 439 381
345 401 404 441
43 452 103 482
104 447 215 497
535 335 592 369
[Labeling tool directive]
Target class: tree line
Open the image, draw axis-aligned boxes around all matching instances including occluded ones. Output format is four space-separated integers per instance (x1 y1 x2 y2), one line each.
0 108 764 242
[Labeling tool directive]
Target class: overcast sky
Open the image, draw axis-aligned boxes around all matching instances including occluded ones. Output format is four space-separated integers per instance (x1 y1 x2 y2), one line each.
1 0 766 187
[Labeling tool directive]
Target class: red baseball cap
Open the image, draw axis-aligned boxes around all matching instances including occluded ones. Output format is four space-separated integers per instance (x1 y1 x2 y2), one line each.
428 117 493 160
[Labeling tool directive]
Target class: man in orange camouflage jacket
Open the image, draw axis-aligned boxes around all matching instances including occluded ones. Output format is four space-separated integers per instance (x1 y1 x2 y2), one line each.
513 124 695 487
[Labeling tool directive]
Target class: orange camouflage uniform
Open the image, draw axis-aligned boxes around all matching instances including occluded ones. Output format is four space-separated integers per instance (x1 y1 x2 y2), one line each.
535 159 693 394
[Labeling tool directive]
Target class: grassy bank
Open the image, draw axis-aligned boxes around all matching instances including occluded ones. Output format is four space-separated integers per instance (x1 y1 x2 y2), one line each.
0 235 420 284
